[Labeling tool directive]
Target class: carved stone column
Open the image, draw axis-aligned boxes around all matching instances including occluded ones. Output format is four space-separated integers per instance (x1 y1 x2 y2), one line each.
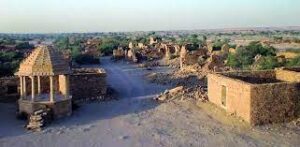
23 77 27 99
50 76 54 102
19 76 23 99
37 76 41 95
30 76 35 101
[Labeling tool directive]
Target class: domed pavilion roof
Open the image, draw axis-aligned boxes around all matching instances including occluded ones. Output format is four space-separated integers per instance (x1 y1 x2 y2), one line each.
15 45 71 76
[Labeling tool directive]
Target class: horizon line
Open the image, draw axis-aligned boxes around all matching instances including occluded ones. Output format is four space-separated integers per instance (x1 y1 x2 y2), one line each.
1 25 300 35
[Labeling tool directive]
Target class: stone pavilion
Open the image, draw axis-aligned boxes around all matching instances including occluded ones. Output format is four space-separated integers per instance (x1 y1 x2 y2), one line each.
15 45 72 118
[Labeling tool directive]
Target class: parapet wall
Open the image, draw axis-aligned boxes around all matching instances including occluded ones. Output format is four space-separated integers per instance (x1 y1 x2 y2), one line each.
70 68 107 102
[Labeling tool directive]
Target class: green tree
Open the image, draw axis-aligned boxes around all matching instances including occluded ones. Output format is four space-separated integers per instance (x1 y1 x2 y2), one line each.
226 42 277 69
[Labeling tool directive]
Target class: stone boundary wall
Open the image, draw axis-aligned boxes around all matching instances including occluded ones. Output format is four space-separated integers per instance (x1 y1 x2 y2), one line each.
208 70 300 125
70 68 107 102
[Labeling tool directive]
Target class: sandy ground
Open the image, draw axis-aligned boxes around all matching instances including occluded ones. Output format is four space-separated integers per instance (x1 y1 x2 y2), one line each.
0 57 300 147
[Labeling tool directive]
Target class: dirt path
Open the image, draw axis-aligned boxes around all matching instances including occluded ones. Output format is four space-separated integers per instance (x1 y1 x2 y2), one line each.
0 57 299 147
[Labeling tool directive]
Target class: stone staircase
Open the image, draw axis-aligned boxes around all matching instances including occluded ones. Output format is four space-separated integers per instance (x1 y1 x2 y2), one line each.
26 108 52 131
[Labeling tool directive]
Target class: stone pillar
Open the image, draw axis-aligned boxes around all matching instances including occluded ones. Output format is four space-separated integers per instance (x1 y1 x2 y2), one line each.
30 76 35 102
50 76 54 102
37 76 41 95
65 75 70 99
19 76 24 99
23 77 27 99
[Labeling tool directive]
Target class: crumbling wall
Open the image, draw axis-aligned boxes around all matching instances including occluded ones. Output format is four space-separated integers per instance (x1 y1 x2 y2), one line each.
0 76 19 102
126 48 138 62
113 48 125 59
70 68 107 102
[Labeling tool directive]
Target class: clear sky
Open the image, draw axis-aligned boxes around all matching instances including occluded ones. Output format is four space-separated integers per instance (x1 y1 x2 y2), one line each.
0 0 299 33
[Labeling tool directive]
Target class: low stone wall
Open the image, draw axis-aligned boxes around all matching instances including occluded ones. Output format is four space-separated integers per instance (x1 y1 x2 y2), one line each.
70 68 107 102
0 76 19 103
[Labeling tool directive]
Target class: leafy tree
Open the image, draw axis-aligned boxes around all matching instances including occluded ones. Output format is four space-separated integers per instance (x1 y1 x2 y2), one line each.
15 42 34 49
226 42 277 69
226 53 241 68
0 51 23 76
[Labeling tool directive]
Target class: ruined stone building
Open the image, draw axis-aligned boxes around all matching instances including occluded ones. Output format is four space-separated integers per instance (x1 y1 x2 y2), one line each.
112 47 125 60
208 68 300 125
149 36 162 45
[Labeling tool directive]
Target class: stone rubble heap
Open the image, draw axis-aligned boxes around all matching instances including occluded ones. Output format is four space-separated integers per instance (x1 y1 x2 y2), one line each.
154 85 208 103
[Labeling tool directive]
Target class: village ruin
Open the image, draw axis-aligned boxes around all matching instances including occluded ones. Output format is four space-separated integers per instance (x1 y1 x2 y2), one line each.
208 68 300 125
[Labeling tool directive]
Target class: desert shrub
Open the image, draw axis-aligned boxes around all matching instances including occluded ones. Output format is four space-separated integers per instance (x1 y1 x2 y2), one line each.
285 48 300 54
226 53 241 68
286 56 300 67
256 56 280 70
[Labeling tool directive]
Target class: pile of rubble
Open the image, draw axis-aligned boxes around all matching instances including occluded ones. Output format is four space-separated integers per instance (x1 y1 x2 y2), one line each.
26 108 52 132
154 85 208 102
146 69 206 87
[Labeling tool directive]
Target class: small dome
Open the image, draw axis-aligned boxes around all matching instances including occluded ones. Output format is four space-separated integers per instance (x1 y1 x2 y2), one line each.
15 45 71 76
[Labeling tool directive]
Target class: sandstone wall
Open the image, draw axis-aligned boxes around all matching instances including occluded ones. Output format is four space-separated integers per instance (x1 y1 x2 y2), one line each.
276 69 300 82
70 68 107 102
208 74 252 123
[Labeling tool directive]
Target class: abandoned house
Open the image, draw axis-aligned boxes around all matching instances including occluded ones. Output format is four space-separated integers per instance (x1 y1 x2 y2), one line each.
208 68 300 125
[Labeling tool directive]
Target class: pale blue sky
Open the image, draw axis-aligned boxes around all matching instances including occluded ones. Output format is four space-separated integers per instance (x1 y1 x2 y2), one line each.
0 0 299 33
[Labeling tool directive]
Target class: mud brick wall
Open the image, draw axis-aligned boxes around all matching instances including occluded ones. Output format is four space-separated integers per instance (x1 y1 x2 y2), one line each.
250 82 300 125
208 74 252 123
70 68 107 102
0 76 19 102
